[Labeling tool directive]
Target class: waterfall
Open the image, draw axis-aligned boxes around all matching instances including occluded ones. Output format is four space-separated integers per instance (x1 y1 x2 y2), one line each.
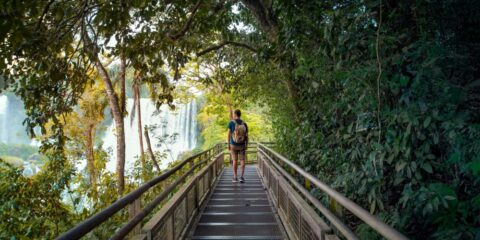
191 101 198 148
186 102 192 148
0 95 8 143
0 94 32 145
103 98 200 172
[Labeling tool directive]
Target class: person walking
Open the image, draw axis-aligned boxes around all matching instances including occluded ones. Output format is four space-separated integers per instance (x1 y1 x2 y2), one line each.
227 109 248 183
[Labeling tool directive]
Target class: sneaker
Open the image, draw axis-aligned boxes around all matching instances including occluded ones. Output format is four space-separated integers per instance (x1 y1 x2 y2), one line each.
240 176 245 183
232 177 239 183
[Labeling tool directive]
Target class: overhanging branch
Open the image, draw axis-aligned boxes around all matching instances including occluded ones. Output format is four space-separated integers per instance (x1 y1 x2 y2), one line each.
168 0 203 40
197 41 258 56
36 0 55 30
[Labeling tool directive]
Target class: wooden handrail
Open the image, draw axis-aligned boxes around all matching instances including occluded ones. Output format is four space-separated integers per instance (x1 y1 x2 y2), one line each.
258 143 409 240
56 144 222 240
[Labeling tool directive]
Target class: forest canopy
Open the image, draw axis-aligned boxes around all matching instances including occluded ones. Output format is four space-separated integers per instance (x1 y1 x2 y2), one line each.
1 0 480 239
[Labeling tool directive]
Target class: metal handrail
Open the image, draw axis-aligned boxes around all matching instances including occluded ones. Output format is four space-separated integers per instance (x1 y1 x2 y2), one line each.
258 147 357 240
257 143 408 240
140 151 225 239
57 144 222 240
110 157 212 239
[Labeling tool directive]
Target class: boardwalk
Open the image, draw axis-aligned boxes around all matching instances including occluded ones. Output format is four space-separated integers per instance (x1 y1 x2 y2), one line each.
59 143 407 240
190 165 285 240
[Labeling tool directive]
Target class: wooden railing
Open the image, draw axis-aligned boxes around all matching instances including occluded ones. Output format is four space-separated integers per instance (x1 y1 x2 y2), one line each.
57 144 224 240
257 143 408 240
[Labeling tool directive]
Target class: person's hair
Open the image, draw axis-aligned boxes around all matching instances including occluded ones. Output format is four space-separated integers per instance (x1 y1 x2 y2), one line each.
234 109 241 117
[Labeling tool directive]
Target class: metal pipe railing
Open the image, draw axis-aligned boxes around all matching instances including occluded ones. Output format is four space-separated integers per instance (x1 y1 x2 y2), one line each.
56 144 222 240
141 152 224 239
257 143 408 240
258 147 357 240
110 157 212 239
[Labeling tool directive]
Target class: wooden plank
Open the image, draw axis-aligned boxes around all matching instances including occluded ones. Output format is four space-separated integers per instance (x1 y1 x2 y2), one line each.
192 165 286 240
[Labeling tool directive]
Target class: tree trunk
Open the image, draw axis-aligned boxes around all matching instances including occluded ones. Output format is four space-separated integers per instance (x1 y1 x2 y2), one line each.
94 61 126 196
144 126 161 172
134 82 147 181
83 25 127 196
119 54 126 114
85 124 97 199
282 68 302 115
241 0 279 43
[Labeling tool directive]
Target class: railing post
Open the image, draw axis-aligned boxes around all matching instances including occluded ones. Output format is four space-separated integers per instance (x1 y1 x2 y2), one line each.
189 158 194 171
194 176 199 209
330 197 344 218
128 198 141 235
167 214 174 240
305 179 311 191
213 158 217 177
289 167 296 177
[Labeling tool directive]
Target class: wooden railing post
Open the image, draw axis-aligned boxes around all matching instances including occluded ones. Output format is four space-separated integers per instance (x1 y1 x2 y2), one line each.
129 198 141 235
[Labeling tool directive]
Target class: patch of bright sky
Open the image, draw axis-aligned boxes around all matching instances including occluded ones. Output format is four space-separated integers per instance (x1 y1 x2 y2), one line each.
229 4 255 34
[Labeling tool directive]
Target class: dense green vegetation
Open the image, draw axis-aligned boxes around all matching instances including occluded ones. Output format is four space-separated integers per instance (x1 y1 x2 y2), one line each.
0 143 38 161
226 1 480 239
1 0 479 239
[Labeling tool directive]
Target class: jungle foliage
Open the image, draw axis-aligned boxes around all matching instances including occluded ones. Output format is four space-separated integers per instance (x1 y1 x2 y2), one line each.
215 0 480 239
0 143 38 162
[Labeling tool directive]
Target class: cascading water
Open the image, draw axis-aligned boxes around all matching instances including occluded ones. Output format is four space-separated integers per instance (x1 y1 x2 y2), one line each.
0 94 41 175
0 95 8 143
0 94 32 145
103 98 200 172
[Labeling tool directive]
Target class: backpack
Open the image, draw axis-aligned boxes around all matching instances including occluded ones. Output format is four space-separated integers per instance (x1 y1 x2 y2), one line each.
233 120 247 144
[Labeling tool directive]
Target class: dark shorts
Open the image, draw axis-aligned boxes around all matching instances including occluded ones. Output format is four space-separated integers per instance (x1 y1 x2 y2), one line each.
230 145 246 162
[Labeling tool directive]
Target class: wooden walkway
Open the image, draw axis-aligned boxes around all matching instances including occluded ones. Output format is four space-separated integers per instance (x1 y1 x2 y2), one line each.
59 143 407 240
190 165 286 240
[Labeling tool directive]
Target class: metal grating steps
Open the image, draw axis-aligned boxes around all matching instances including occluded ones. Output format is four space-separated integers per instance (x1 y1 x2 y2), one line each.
191 165 285 240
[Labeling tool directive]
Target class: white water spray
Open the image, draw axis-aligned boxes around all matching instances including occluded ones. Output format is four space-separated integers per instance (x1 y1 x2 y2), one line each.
0 95 8 143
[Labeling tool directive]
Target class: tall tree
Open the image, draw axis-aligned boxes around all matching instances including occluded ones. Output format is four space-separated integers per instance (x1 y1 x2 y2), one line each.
82 23 127 195
131 72 147 181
